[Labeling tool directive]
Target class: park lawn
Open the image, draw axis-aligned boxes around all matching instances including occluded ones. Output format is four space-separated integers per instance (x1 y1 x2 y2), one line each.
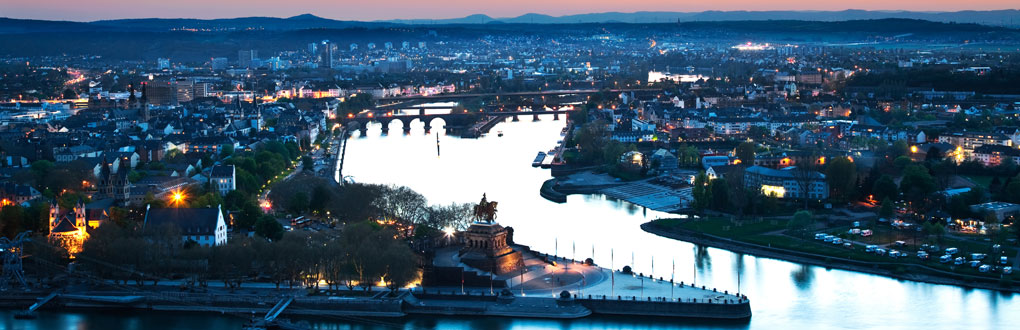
668 217 789 237
964 175 995 189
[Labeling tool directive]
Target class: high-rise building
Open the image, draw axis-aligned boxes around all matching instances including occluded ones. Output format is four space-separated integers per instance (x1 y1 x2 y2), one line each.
144 80 178 106
308 42 318 54
384 42 393 50
327 43 335 69
193 82 211 98
211 57 228 70
418 41 427 49
350 43 357 51
175 79 194 103
238 50 258 68
401 41 410 50
157 58 170 70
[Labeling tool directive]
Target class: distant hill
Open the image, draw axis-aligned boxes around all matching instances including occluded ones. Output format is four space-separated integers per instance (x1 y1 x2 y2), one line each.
90 14 391 31
0 10 1018 34
387 9 1020 27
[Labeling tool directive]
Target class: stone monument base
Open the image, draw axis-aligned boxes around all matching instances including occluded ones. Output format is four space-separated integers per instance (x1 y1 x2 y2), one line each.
461 249 523 275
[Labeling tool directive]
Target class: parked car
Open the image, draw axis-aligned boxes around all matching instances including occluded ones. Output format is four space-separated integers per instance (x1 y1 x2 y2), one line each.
979 265 992 273
992 244 1002 253
969 261 982 268
895 241 907 248
970 253 986 261
843 242 853 249
876 248 887 256
954 257 965 265
861 229 873 237
917 251 929 260
945 247 959 255
1000 256 1008 265
939 255 952 263
823 235 835 243
1004 267 1014 275
832 238 843 245
815 233 827 240
853 221 860 228
889 250 901 258
865 245 878 253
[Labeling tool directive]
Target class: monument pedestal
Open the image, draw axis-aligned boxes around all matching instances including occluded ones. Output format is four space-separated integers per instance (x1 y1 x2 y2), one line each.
459 221 523 275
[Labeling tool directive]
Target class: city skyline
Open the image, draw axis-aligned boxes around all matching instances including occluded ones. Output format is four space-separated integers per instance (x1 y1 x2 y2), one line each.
3 1 1019 22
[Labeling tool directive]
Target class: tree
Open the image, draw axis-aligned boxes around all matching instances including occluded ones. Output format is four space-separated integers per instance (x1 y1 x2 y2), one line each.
235 201 263 231
791 160 820 209
787 210 814 235
709 178 730 211
890 140 910 159
900 165 936 208
62 88 77 99
302 156 314 172
309 184 331 214
0 205 25 238
825 156 857 201
878 198 894 218
255 215 283 241
893 156 913 170
925 147 943 162
873 175 899 202
220 144 235 158
288 192 309 214
374 185 428 227
747 126 770 140
692 172 710 211
735 142 755 165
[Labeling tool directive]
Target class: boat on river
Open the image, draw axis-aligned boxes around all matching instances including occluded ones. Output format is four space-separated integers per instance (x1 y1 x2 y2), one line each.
532 152 546 167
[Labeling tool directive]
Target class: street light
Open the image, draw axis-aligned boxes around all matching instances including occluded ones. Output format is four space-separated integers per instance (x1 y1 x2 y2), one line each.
170 190 186 207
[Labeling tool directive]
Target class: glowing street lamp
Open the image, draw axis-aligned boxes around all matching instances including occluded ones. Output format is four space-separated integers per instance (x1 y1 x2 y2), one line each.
170 190 186 207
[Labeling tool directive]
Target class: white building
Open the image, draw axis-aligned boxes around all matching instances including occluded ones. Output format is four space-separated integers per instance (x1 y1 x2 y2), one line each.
209 165 236 196
144 205 228 247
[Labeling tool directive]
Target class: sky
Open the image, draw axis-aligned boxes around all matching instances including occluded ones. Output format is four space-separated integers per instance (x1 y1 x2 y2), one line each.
3 0 1018 22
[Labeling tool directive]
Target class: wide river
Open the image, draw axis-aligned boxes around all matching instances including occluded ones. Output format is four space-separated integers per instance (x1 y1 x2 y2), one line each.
3 116 1015 329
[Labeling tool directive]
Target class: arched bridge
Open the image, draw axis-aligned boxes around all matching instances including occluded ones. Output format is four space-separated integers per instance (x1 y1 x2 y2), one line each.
339 107 575 134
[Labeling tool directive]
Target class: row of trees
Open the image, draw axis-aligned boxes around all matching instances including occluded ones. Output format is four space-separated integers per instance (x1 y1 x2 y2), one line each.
72 221 418 290
269 176 476 236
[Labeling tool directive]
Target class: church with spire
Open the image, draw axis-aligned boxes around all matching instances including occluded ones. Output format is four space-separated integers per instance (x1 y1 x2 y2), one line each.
48 199 89 255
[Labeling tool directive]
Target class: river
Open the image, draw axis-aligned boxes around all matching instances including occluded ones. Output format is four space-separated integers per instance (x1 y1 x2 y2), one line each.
4 115 1014 329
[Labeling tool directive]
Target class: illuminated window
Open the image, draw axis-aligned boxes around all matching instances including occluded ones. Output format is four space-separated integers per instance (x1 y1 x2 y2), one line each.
761 185 786 198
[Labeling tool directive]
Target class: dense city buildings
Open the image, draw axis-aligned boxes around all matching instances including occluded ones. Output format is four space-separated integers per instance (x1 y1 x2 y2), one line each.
0 6 1020 330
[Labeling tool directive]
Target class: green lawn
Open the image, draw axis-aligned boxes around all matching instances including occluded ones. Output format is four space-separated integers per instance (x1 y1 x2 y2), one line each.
657 217 789 237
964 175 995 189
652 217 1019 282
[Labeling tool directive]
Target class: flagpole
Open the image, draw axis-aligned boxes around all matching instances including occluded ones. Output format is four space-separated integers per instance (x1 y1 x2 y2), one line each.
611 248 615 297
671 259 675 300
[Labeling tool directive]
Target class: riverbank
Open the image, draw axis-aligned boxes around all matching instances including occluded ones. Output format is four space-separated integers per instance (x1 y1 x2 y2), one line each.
541 171 690 212
1 285 750 323
641 221 1020 293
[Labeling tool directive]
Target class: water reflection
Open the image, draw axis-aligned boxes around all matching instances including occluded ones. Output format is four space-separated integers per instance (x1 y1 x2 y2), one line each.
790 265 814 290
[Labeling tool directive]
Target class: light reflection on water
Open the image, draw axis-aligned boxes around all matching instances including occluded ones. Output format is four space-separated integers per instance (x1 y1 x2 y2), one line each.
5 115 1014 329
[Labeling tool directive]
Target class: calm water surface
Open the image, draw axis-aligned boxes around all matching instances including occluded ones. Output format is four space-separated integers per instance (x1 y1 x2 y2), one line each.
4 116 1014 329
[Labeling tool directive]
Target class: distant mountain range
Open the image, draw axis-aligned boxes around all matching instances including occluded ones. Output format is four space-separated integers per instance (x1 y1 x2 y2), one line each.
385 10 1020 26
0 10 1018 34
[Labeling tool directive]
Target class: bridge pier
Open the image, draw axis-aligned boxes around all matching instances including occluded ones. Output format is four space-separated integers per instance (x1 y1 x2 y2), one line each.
533 113 540 121
512 114 519 122
553 113 560 120
358 126 368 136
402 120 412 133
424 122 432 133
419 108 426 116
